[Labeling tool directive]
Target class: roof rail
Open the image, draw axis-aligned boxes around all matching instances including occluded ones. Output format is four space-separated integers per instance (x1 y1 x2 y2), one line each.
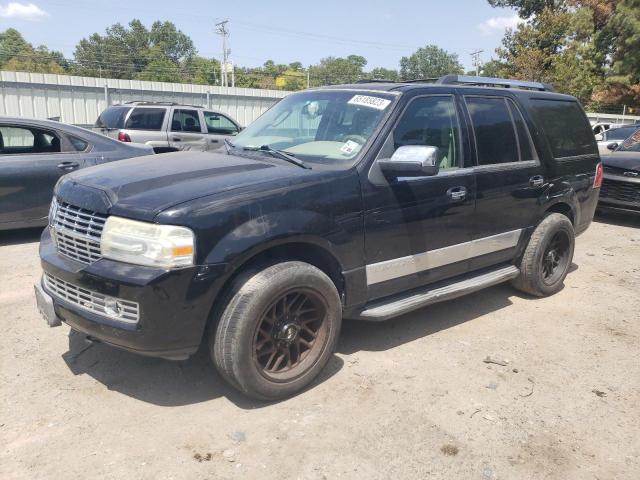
437 75 554 92
354 79 397 84
123 101 204 107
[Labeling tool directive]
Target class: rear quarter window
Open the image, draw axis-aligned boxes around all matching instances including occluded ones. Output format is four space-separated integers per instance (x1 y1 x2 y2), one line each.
95 106 132 129
530 99 596 158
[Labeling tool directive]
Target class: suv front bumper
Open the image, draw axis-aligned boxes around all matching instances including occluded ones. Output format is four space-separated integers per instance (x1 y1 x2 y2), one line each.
37 228 226 360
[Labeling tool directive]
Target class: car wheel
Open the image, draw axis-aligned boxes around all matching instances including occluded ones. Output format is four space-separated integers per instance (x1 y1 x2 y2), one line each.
511 213 575 297
210 261 342 400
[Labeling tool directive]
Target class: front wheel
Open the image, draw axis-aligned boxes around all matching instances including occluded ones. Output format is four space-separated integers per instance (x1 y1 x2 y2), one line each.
210 261 342 400
511 213 575 297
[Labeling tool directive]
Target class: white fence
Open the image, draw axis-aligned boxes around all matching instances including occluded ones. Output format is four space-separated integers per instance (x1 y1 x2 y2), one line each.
0 71 289 127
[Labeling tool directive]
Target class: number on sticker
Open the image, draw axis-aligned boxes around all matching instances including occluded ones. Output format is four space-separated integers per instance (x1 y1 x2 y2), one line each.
348 95 391 110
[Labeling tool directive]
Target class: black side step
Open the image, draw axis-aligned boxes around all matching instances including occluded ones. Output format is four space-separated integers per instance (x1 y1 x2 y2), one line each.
356 265 520 321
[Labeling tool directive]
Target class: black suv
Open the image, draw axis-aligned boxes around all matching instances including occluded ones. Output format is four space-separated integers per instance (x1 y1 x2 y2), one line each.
35 75 602 400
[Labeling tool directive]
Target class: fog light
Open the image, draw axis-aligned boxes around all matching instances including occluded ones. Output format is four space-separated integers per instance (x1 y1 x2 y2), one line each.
104 298 124 318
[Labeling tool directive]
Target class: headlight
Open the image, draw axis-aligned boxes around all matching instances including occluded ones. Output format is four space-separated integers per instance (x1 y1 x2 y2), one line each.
100 216 195 269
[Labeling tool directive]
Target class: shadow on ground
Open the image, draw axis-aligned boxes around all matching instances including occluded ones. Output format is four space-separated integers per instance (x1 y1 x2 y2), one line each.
0 227 43 247
594 211 640 228
62 281 533 409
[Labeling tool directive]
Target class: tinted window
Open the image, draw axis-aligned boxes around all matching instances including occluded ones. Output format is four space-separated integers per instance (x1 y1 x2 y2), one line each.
393 96 461 170
204 111 238 134
0 126 61 155
95 106 131 129
125 108 165 131
605 126 638 141
466 97 518 165
530 99 596 158
507 99 537 161
69 135 89 151
171 109 201 132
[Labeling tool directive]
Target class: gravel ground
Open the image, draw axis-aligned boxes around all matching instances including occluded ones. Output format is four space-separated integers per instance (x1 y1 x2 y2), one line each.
1 213 639 480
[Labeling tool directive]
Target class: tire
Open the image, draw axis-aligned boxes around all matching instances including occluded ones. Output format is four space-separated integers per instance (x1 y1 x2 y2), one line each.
511 213 575 297
210 261 342 401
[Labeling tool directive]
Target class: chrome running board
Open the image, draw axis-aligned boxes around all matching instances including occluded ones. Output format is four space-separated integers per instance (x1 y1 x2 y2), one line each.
357 265 520 321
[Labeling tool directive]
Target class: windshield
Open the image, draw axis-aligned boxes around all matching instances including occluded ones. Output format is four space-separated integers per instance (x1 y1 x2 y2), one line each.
230 90 397 168
617 128 640 152
605 126 638 141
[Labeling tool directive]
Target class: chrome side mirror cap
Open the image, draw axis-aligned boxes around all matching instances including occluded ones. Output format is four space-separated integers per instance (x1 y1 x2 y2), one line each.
379 146 440 178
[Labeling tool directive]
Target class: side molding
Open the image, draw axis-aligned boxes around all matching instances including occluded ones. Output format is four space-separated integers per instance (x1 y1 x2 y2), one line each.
366 229 522 285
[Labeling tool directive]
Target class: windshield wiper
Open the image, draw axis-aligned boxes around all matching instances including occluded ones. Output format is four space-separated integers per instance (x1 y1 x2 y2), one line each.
224 138 235 153
243 144 311 169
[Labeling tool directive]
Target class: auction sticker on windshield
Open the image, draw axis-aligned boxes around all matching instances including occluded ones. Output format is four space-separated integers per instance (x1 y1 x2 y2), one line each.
348 95 391 110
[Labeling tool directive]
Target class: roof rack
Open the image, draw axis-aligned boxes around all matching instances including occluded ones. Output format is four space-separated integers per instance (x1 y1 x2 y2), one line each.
123 101 203 108
354 79 398 84
436 75 554 92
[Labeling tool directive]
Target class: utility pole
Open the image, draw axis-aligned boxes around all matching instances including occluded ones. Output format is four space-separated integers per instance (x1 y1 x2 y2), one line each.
470 50 484 76
215 20 231 87
306 68 310 89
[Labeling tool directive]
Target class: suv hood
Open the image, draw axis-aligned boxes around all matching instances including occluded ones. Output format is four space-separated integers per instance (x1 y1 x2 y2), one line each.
56 151 308 221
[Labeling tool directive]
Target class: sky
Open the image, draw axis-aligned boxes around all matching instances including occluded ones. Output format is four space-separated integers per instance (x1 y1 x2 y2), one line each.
0 0 521 71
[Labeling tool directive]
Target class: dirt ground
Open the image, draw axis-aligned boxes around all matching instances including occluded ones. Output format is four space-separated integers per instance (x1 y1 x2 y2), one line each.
1 213 639 480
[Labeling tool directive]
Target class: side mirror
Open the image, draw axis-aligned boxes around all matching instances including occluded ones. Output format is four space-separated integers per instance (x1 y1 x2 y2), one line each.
606 142 619 151
379 146 440 178
594 133 604 141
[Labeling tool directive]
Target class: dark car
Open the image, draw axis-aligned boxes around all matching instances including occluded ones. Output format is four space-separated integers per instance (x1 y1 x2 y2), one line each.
599 128 640 214
35 75 601 400
0 117 154 231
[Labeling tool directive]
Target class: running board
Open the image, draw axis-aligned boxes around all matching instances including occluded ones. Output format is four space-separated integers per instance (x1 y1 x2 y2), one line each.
357 265 520 321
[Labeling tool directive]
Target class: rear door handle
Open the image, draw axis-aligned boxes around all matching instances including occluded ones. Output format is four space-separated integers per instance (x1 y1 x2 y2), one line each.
57 161 79 171
529 175 544 187
446 186 467 201
210 139 219 143
172 137 182 142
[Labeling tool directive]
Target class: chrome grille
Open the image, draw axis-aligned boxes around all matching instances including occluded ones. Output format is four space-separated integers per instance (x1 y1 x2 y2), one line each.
51 200 107 264
43 273 139 324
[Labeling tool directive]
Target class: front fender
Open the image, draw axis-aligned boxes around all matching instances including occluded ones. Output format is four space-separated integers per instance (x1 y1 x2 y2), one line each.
202 209 353 270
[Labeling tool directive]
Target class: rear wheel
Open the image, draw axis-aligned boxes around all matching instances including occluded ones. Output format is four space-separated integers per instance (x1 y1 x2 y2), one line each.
211 261 341 400
511 213 575 297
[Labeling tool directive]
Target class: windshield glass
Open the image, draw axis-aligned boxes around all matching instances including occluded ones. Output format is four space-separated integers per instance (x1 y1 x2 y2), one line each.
617 128 640 152
605 126 637 141
230 90 397 168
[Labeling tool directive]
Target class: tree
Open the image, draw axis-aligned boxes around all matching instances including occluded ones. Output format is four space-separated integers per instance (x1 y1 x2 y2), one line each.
369 67 400 81
0 28 67 74
73 19 196 81
487 0 564 17
399 45 463 80
309 55 367 86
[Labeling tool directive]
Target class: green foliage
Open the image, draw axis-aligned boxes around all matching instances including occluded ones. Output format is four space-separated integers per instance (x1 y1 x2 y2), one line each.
399 45 463 80
369 67 400 81
309 55 368 86
487 0 564 17
0 28 67 74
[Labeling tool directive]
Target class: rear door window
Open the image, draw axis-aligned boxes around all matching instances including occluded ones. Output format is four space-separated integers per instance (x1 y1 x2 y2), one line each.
529 99 596 158
171 109 202 132
95 106 132 129
604 126 637 142
465 96 519 165
506 99 538 161
124 108 166 131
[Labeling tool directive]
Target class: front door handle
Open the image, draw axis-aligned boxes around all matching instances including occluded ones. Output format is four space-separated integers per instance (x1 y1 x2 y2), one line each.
210 139 219 143
529 175 544 187
57 161 79 171
173 137 182 142
446 186 467 201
